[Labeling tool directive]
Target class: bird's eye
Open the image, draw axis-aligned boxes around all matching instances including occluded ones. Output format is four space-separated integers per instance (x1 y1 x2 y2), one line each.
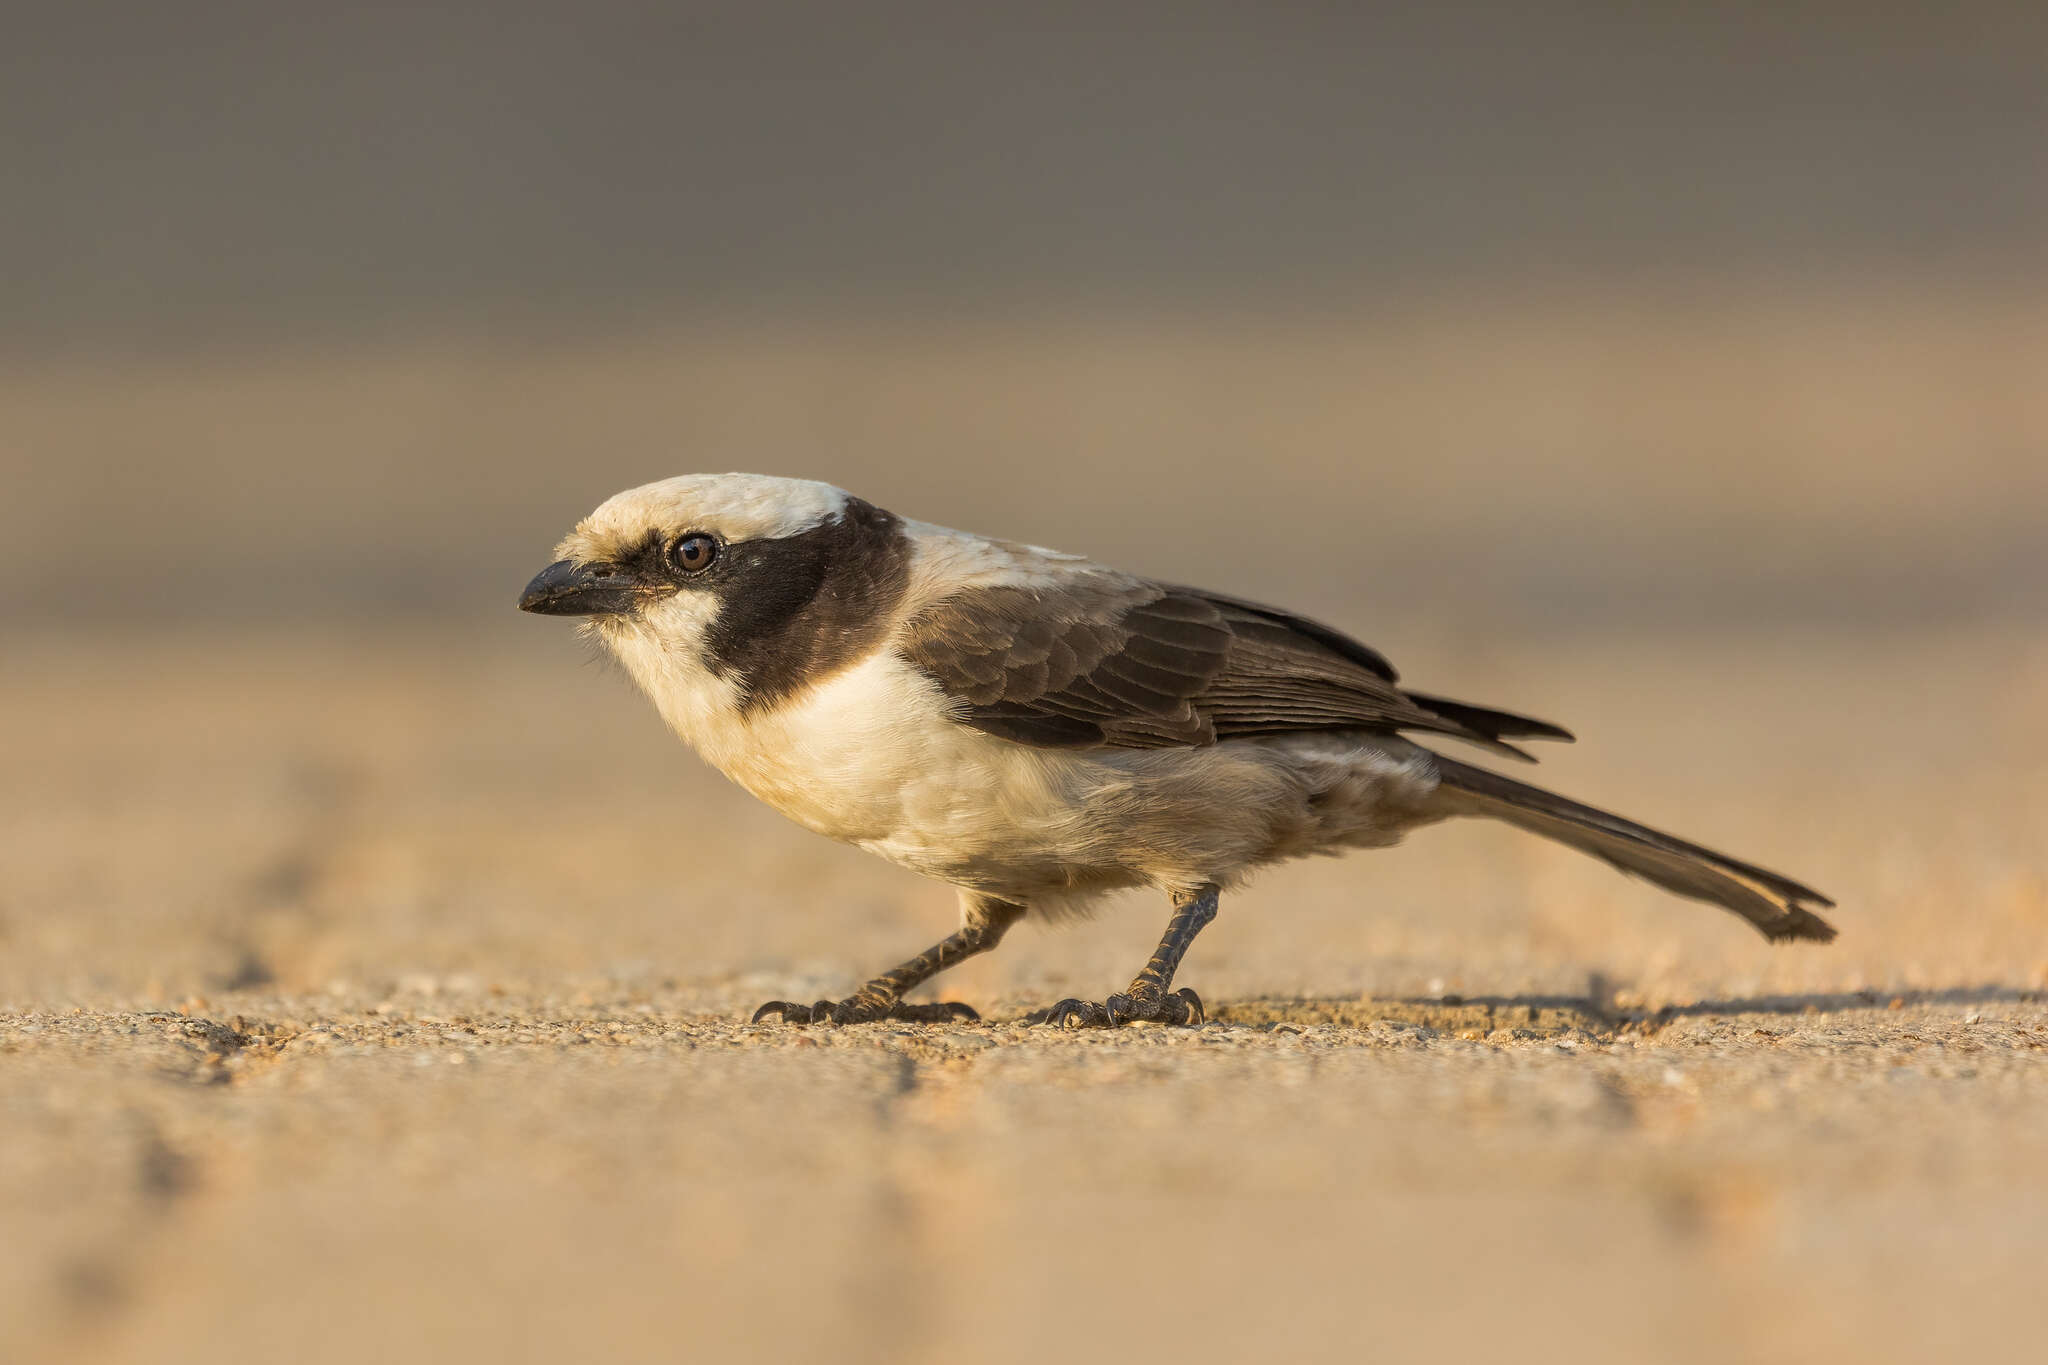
669 533 719 574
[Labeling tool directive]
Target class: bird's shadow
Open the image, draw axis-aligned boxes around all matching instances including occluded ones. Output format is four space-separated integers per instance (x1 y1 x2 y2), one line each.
1195 983 2040 1034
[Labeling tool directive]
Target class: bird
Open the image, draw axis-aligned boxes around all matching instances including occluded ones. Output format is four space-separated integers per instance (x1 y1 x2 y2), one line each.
519 473 1834 1028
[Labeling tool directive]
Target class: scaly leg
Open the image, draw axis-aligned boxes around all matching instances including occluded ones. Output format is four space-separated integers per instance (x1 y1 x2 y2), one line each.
1043 885 1219 1028
753 893 1025 1025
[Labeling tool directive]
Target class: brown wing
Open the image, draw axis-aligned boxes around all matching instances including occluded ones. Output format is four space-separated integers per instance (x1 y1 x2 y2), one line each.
901 575 1573 757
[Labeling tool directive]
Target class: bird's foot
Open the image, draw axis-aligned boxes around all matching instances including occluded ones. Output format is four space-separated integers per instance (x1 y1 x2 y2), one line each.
751 992 980 1026
1040 985 1205 1029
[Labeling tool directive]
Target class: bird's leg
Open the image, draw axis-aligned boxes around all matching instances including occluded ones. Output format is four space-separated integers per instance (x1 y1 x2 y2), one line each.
753 895 1024 1026
1044 885 1219 1029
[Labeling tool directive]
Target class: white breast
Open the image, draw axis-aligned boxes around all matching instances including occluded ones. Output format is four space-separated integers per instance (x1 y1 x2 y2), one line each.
605 631 1050 855
704 653 988 845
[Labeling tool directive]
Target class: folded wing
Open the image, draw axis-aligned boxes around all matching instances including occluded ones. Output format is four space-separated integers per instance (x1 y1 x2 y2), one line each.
901 573 1572 758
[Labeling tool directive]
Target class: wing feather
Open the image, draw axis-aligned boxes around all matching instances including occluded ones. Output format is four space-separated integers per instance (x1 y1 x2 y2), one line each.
901 569 1567 756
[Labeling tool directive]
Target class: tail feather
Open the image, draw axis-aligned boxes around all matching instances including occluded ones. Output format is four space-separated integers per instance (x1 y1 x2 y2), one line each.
1429 754 1837 943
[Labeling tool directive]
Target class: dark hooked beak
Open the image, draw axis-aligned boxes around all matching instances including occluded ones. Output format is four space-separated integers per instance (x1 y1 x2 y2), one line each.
518 559 643 616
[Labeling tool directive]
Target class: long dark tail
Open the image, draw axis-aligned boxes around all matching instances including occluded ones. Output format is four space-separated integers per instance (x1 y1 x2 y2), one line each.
1428 754 1837 943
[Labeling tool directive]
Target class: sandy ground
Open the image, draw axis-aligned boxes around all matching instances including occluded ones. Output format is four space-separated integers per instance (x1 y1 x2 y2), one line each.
3 619 2044 1363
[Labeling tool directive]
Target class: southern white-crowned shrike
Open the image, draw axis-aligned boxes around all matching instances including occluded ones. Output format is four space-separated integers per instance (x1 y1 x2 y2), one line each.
520 474 1833 1027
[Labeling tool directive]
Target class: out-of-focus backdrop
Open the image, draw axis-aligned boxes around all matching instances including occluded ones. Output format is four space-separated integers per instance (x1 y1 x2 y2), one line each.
8 0 2048 629
4 5 2045 1363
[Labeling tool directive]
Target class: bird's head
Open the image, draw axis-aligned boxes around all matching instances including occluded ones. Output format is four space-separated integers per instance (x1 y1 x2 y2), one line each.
519 473 912 714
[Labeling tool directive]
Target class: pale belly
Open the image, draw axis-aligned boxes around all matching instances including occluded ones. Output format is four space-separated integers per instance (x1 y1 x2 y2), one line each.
660 653 1444 899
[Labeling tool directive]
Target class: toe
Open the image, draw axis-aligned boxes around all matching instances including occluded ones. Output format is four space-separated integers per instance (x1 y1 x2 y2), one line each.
751 1000 812 1024
888 1000 979 1024
1045 998 1112 1029
1100 987 1205 1026
845 992 907 1024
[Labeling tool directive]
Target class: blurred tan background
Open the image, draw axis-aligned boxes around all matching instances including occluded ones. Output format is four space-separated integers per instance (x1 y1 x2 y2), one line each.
4 4 2046 1363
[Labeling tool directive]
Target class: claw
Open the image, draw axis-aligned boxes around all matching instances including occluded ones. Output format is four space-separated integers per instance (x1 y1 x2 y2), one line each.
751 1000 811 1024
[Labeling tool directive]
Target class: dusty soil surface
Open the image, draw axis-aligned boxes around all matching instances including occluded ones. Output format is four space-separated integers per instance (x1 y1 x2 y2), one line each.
4 623 2045 1363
